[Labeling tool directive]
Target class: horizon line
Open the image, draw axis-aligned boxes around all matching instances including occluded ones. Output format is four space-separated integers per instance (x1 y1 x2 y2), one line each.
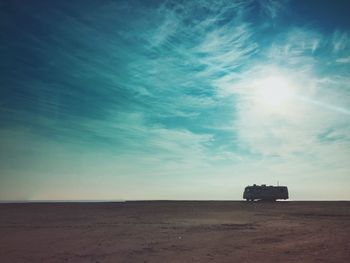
1 199 350 203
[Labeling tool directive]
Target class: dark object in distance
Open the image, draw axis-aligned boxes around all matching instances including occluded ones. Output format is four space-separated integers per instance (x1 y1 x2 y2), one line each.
243 184 289 201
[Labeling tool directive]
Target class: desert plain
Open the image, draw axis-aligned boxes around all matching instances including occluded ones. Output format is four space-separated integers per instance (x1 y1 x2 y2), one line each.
0 201 349 263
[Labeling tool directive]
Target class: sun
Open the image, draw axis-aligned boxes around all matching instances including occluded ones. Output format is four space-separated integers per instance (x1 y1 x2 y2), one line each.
254 75 293 108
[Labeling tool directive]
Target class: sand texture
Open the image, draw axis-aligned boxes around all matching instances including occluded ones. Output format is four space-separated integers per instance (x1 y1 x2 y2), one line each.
0 201 349 262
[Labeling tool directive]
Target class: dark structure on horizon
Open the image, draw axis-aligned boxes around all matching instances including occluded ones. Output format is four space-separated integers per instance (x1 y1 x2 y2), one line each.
243 184 289 201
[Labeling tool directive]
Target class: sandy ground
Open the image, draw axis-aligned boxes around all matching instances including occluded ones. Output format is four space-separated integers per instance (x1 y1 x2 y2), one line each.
0 201 349 263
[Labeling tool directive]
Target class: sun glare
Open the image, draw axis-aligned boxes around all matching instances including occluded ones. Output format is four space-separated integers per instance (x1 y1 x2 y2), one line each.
255 76 293 108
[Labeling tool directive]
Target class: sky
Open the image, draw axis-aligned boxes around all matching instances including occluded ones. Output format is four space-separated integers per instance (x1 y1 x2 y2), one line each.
0 0 350 201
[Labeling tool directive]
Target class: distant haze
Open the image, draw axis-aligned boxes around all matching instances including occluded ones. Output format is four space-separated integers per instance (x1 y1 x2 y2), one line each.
1 0 349 201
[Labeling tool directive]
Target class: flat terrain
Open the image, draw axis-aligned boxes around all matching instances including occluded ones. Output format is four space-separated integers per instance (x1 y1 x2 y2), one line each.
0 201 349 263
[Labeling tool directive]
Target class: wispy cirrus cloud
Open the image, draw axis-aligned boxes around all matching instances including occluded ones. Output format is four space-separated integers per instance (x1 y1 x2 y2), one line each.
332 30 349 52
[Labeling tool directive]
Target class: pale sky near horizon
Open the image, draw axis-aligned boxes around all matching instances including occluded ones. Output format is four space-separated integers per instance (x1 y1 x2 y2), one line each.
1 0 350 200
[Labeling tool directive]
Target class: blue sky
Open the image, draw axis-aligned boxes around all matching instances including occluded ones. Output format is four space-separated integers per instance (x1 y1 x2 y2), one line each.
1 0 349 200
